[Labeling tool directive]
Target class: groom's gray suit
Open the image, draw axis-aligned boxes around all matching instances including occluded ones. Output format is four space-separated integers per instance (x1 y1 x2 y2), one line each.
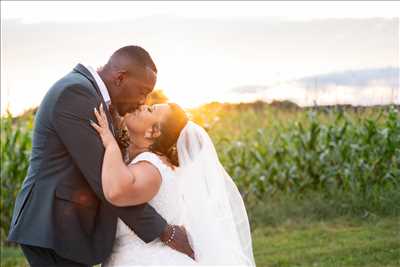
8 64 167 265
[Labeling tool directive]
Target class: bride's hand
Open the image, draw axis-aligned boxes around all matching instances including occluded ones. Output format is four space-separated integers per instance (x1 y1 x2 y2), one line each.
90 103 116 148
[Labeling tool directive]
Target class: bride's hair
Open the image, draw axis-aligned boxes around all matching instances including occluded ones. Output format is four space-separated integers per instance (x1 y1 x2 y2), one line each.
149 103 188 166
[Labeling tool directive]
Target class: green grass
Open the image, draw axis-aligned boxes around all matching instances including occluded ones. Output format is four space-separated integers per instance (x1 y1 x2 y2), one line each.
0 246 26 267
253 218 400 267
2 218 399 267
248 190 400 230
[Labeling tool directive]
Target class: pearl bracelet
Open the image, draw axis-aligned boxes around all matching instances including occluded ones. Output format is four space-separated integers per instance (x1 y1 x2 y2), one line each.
165 225 176 245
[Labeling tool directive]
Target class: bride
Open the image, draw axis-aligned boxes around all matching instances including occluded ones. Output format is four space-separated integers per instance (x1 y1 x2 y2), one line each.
90 102 255 266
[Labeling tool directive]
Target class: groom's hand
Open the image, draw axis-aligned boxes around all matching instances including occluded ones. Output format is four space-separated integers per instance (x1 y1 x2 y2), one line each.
161 224 195 260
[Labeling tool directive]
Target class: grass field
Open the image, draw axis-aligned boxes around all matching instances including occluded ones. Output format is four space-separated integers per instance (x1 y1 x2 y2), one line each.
2 217 399 267
253 218 399 267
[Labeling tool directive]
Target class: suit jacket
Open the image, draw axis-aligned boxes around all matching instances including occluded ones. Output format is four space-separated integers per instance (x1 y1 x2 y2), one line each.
8 64 167 265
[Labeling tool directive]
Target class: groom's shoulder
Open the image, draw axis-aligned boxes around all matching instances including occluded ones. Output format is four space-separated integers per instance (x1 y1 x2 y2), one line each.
37 69 98 118
57 70 95 92
48 70 97 100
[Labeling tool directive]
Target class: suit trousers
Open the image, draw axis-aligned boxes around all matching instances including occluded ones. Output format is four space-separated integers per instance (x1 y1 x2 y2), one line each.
20 244 90 267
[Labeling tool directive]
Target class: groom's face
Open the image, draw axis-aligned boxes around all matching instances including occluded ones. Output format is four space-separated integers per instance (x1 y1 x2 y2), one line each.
114 66 157 116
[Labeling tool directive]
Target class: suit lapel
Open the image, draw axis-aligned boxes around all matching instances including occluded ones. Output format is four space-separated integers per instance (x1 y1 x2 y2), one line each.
73 64 115 135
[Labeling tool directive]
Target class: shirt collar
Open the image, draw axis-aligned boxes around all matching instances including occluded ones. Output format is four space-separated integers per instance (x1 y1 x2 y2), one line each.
85 64 111 105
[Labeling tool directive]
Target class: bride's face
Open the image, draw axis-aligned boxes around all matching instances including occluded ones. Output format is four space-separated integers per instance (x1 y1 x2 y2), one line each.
123 104 171 135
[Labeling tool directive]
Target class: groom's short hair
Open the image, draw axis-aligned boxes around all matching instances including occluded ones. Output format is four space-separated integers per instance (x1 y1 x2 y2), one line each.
108 45 157 74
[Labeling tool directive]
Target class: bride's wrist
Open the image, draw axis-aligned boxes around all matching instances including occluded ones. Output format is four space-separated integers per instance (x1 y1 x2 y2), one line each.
105 140 119 150
160 224 175 244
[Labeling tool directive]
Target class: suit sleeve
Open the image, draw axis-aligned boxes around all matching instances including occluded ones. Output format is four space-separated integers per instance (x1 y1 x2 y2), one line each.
52 84 167 243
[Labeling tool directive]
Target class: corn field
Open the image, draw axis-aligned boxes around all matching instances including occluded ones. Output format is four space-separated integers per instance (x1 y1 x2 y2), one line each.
1 104 400 243
1 112 34 242
191 104 400 206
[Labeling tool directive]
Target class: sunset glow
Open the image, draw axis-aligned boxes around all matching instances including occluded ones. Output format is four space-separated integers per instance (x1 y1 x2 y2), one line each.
1 1 399 115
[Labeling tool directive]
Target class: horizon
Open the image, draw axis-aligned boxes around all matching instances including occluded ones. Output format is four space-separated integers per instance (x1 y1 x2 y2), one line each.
1 1 399 116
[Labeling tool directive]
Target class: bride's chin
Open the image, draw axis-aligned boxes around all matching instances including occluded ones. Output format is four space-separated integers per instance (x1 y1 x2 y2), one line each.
126 126 142 137
125 117 139 127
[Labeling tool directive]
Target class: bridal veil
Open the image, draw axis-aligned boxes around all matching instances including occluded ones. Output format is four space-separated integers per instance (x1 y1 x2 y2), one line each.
176 121 256 266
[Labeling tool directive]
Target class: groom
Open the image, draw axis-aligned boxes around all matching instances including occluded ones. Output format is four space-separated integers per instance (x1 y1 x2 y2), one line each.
8 46 194 266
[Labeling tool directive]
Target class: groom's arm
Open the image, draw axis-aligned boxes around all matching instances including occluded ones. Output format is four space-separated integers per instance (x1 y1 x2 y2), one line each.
52 83 167 242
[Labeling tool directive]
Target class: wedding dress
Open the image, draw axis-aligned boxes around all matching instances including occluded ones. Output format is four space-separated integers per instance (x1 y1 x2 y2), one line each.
103 151 196 266
104 122 255 266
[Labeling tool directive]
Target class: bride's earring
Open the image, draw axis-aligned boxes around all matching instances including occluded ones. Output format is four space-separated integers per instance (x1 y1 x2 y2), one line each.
144 123 161 139
144 129 153 139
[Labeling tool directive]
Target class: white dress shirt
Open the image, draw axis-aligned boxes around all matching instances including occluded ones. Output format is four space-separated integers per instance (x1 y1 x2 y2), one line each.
85 64 115 134
85 65 111 107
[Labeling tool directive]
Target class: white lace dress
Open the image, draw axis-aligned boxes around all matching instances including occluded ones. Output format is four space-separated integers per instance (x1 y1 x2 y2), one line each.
103 152 197 266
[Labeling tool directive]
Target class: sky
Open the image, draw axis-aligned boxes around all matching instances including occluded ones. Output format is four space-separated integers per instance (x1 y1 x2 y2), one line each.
1 1 399 115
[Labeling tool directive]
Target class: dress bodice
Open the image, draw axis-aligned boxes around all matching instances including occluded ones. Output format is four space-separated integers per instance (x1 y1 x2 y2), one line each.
115 152 183 240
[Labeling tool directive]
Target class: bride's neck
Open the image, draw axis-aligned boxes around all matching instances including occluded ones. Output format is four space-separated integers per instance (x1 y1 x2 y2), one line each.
128 134 152 158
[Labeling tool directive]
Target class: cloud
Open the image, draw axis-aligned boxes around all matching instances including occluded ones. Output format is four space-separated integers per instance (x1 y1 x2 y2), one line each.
2 15 398 114
297 67 399 89
230 85 271 94
229 67 400 106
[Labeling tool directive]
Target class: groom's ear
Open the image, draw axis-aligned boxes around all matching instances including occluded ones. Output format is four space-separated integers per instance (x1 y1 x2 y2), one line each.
112 69 128 88
115 71 126 87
